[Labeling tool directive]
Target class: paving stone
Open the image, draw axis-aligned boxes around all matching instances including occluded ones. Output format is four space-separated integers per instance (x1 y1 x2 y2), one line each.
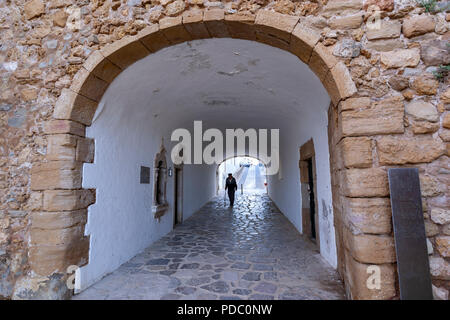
160 270 177 276
264 272 278 281
254 282 277 294
175 286 197 295
74 194 345 300
164 253 188 258
186 277 211 286
249 293 274 300
220 296 242 300
161 293 181 300
231 262 251 270
233 288 252 295
146 258 170 265
253 264 273 271
181 263 200 269
201 281 230 294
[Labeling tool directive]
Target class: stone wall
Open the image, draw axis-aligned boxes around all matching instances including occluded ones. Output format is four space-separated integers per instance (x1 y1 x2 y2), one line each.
0 0 449 299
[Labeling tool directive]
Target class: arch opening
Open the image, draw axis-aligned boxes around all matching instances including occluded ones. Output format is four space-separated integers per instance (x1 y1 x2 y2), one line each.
30 12 363 299
216 156 268 195
76 37 338 293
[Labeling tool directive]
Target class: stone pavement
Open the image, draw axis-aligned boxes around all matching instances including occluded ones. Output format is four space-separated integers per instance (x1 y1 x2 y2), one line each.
73 193 345 300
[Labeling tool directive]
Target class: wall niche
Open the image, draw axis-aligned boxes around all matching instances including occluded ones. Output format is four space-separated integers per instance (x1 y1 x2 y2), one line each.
152 144 169 219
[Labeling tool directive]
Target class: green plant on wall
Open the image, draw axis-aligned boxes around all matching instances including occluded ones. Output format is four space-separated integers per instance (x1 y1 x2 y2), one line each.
433 64 450 81
416 0 450 12
416 0 437 12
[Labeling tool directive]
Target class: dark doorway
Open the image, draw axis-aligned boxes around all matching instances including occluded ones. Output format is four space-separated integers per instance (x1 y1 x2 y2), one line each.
300 139 319 248
307 158 316 241
173 167 183 227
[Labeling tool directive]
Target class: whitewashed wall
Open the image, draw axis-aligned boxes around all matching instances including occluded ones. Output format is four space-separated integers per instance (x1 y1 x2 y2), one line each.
267 111 338 268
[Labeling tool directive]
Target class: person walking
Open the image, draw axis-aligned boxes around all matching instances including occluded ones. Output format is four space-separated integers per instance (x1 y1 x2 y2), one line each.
225 173 238 207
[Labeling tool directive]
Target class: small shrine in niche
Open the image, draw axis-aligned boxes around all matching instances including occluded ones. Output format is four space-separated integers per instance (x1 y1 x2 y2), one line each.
152 140 169 219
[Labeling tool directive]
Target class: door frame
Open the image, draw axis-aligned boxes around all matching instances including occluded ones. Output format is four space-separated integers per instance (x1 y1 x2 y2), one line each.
173 164 183 227
299 139 320 248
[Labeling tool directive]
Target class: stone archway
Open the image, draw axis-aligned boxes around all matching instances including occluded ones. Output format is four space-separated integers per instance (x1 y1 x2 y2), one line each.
28 9 397 300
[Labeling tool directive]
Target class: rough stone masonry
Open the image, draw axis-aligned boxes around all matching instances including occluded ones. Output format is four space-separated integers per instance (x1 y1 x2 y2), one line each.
0 0 449 300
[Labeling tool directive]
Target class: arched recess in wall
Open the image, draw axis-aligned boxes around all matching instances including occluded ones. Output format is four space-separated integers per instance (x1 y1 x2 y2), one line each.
30 9 361 298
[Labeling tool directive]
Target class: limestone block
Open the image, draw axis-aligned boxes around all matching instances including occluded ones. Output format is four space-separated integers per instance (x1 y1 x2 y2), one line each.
411 76 439 95
340 137 372 168
159 16 192 44
420 174 442 197
430 208 450 225
70 67 109 102
429 256 450 280
83 51 121 84
43 189 95 211
31 210 87 230
182 10 210 39
44 119 85 137
204 9 229 38
366 20 401 40
365 39 405 52
138 24 170 52
406 101 439 122
420 40 450 66
53 89 98 126
289 23 320 63
340 96 404 136
309 43 338 81
425 220 439 237
443 113 450 129
343 197 392 234
24 0 45 20
29 237 89 276
344 229 396 263
380 48 420 69
31 161 82 191
339 97 371 112
254 10 299 42
345 255 396 300
436 236 450 257
101 35 150 69
377 136 445 165
46 134 77 161
329 61 357 103
363 0 394 11
329 13 363 30
225 13 256 40
411 120 440 134
403 15 436 38
76 137 94 163
30 224 85 246
343 168 390 197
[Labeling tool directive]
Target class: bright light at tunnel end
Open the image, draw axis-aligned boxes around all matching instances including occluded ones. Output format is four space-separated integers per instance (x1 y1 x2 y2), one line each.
171 121 280 175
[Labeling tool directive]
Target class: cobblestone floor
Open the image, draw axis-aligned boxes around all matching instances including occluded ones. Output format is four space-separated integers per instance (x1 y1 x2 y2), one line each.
73 193 345 300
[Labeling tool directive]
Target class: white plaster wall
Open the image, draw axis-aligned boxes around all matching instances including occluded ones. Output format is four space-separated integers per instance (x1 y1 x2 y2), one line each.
78 104 216 291
267 111 338 268
181 163 216 221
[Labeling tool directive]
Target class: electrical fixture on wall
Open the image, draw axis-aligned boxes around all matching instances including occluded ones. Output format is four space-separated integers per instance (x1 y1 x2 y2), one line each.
168 167 173 177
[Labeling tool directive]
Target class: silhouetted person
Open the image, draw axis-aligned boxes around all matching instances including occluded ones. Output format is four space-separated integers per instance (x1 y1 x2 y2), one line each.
225 173 238 207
